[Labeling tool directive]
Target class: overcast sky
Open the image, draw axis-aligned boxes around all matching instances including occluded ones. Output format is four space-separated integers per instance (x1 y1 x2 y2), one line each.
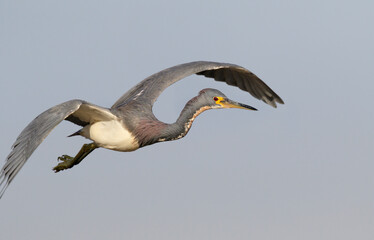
0 1 373 240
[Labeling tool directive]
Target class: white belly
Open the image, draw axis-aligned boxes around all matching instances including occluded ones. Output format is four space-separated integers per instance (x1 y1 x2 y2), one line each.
82 120 139 152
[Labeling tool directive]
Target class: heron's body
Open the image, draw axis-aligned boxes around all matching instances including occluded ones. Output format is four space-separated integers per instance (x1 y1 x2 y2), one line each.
0 61 284 198
81 120 139 151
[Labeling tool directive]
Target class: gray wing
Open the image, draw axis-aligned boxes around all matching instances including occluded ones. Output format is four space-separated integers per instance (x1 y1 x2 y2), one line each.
112 61 284 109
0 99 116 198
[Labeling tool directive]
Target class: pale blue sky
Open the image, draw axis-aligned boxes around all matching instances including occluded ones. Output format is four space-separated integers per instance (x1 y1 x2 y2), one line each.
0 1 373 240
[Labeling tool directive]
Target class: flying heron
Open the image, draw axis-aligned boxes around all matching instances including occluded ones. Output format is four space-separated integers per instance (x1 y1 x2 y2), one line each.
0 61 284 198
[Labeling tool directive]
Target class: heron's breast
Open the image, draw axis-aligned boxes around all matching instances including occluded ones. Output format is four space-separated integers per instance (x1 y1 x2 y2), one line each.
83 120 140 152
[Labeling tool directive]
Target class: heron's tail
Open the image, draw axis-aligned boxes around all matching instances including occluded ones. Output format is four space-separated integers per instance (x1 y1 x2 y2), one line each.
67 130 81 137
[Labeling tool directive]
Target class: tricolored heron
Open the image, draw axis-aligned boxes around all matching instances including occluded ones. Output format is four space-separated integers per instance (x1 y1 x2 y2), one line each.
0 61 284 198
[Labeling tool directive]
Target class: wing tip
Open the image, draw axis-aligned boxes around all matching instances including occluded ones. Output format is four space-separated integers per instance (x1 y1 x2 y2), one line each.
262 95 285 108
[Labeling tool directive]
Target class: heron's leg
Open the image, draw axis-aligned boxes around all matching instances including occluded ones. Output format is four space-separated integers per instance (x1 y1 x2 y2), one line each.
53 143 98 173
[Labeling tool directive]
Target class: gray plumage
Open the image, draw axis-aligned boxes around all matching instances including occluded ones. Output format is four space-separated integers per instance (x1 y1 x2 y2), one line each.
0 61 284 198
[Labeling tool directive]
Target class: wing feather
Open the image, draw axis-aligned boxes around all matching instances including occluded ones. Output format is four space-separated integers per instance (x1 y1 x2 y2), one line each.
112 61 283 109
0 99 115 198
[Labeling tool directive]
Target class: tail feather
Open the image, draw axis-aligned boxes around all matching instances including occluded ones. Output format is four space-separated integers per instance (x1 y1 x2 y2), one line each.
68 130 81 137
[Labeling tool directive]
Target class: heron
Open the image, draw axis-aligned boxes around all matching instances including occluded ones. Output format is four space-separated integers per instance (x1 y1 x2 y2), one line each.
0 61 284 198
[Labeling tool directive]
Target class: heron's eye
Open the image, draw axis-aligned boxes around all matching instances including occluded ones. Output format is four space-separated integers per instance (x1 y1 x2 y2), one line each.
213 97 219 101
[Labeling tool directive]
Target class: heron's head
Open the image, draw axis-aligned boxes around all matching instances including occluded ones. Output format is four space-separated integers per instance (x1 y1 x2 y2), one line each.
199 88 257 111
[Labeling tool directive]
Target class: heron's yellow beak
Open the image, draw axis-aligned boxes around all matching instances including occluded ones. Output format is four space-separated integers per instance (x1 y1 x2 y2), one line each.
215 97 257 111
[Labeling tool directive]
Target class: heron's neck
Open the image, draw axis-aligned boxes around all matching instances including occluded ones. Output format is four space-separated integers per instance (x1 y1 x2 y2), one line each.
158 96 211 142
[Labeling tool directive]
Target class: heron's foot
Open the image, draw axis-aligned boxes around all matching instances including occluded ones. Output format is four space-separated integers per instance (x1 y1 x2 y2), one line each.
52 143 97 173
53 155 75 173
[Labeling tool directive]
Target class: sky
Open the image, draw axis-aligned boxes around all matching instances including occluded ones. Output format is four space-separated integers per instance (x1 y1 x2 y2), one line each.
0 1 373 240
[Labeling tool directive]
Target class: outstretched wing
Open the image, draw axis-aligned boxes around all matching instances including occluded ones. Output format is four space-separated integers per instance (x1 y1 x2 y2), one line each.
0 99 115 198
112 61 284 109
